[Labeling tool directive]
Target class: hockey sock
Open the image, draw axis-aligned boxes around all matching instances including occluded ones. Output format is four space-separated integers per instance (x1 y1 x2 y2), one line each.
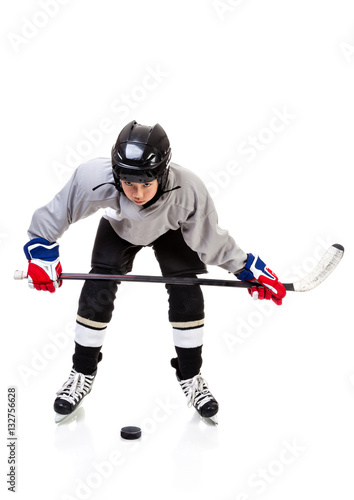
72 342 103 375
174 345 203 380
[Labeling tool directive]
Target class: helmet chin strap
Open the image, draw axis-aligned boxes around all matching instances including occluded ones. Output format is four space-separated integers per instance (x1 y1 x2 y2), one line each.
91 182 117 192
92 180 181 206
141 184 181 209
93 163 180 202
160 185 181 196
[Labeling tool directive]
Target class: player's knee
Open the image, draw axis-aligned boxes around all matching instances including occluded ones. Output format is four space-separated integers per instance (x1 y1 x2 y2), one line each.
166 277 204 322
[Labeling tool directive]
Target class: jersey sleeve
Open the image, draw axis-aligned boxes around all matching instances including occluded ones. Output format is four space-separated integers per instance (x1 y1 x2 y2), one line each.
180 190 247 274
27 159 118 242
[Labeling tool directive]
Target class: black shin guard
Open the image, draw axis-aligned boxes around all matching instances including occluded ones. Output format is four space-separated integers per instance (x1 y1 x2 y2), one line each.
173 345 203 380
72 342 103 375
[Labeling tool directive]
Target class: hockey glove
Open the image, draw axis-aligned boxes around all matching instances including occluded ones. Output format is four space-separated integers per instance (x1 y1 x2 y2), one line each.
236 253 286 305
24 238 62 293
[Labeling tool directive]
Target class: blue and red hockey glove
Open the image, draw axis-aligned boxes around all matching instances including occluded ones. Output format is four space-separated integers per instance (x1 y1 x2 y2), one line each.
24 238 62 293
236 253 286 305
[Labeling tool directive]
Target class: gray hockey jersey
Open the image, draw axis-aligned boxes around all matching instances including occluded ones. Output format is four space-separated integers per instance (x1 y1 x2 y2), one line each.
28 159 247 273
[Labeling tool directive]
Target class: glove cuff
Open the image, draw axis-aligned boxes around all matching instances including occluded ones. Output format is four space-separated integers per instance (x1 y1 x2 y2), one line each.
235 253 255 281
24 238 59 261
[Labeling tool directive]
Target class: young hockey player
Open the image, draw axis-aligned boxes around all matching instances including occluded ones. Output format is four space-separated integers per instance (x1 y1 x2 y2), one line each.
23 120 286 423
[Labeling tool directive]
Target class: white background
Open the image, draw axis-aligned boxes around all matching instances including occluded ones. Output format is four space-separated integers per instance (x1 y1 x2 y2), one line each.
1 1 353 499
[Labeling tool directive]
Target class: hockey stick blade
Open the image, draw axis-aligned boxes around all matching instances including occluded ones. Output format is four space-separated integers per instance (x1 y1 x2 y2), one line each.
13 244 344 292
290 243 344 292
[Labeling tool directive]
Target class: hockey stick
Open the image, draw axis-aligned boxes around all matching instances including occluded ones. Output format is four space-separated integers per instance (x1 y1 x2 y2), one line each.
14 244 344 292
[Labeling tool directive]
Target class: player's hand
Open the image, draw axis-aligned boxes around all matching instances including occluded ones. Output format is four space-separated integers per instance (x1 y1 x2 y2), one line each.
236 254 286 305
23 238 62 293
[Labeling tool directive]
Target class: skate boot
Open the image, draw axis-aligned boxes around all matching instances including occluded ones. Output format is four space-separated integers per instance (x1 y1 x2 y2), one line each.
54 367 97 423
171 358 219 424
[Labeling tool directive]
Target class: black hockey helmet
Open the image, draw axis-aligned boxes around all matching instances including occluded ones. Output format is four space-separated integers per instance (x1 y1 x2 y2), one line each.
111 120 172 191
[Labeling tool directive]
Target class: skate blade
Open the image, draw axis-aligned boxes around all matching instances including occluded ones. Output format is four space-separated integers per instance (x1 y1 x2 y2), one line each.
208 414 218 425
55 412 70 423
201 414 218 425
54 402 84 424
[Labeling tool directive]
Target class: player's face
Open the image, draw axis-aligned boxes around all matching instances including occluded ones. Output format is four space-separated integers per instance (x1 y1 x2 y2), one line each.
121 179 159 205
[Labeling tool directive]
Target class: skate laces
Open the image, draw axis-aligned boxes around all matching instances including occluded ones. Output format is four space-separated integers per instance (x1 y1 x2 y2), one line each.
56 369 94 404
180 374 214 410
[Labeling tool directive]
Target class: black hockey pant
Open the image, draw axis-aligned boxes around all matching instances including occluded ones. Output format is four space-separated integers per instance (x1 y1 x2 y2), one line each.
73 218 207 379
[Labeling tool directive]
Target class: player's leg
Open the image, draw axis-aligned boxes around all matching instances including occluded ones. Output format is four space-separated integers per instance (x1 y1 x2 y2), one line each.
54 218 142 420
152 229 219 420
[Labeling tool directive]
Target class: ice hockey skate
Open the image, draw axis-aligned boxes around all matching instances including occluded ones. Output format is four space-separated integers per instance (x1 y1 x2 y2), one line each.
171 358 219 424
54 367 97 423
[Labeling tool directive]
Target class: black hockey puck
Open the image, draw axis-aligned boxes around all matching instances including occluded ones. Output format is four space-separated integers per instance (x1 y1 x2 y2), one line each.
120 426 142 440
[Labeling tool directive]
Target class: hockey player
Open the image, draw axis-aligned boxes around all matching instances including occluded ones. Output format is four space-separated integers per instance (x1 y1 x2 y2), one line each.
23 121 286 423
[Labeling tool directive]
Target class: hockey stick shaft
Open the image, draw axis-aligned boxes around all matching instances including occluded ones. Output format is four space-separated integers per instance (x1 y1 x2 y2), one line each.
52 273 297 290
13 244 344 292
13 269 293 289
